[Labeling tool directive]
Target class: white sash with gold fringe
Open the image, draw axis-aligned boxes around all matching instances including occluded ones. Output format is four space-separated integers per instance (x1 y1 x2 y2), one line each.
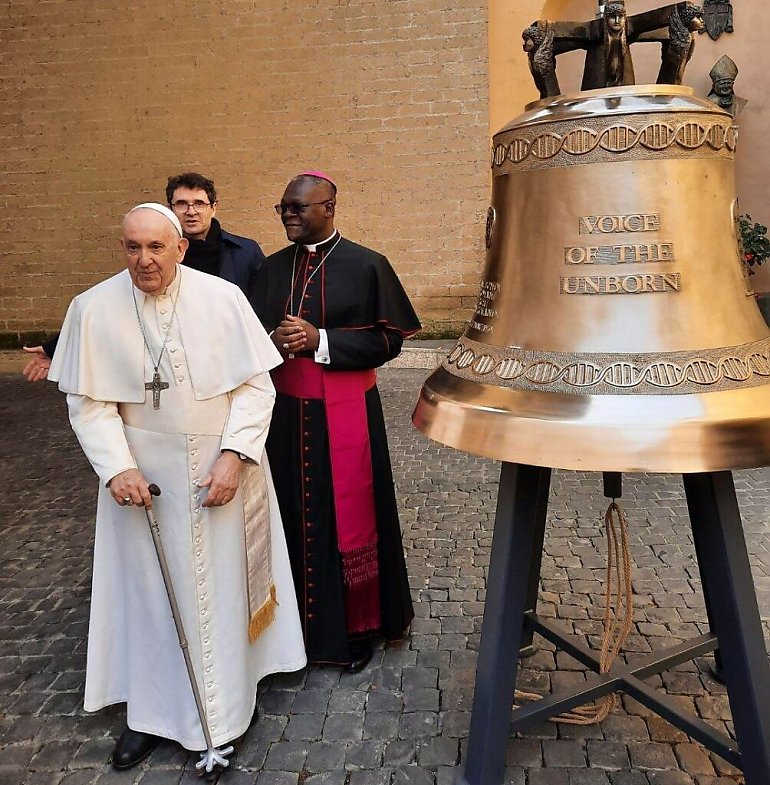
241 461 277 642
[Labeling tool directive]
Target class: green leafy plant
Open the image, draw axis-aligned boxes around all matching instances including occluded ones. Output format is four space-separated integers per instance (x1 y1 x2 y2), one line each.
739 214 770 274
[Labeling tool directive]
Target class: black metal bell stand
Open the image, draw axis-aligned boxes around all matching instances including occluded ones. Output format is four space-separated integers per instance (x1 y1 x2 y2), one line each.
458 464 770 785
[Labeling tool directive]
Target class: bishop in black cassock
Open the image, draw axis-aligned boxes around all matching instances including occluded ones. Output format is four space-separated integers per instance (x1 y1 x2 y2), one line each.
251 172 421 669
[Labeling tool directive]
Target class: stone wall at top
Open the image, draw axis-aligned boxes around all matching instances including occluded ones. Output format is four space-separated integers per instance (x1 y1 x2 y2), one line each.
0 1 489 342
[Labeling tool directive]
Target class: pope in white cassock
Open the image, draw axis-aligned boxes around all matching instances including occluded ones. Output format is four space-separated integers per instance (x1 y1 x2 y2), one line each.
48 203 306 769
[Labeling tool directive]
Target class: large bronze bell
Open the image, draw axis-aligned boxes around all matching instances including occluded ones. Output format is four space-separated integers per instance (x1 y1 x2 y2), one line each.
414 84 770 473
421 8 770 785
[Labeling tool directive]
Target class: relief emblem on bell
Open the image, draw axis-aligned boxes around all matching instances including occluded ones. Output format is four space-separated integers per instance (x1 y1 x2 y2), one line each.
485 206 496 249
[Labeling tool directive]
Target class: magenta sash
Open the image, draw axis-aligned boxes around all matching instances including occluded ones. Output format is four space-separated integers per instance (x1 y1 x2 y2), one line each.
271 358 381 633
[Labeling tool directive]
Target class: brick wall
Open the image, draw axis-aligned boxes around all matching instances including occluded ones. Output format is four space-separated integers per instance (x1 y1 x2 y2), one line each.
0 1 490 343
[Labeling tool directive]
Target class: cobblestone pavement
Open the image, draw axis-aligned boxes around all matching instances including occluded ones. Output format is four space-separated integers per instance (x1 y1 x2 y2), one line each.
2 369 769 785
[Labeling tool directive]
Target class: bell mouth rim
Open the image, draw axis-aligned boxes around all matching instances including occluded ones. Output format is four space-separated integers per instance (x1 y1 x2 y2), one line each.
413 367 770 474
523 84 694 113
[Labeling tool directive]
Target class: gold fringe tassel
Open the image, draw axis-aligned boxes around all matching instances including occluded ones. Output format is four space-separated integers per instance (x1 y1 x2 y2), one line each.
248 584 278 644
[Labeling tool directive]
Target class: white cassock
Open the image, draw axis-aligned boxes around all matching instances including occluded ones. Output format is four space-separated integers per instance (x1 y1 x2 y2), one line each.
49 265 306 750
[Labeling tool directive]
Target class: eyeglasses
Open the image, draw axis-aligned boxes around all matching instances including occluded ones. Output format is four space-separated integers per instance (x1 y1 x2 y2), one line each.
171 200 213 213
274 201 330 216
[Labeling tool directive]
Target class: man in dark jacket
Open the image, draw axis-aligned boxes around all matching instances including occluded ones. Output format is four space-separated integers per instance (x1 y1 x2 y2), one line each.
22 171 265 380
165 171 265 294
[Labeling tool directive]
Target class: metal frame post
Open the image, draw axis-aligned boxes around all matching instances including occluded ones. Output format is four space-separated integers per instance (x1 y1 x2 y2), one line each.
519 467 551 655
683 471 770 784
459 462 551 785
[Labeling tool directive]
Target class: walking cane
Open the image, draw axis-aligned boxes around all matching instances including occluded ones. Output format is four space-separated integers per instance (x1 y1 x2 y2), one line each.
144 484 235 775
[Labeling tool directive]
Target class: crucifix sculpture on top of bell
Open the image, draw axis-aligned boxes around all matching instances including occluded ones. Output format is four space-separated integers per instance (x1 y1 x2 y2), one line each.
413 2 770 784
522 0 706 99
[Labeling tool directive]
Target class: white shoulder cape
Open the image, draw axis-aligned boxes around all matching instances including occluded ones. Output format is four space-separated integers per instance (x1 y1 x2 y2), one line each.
49 267 282 402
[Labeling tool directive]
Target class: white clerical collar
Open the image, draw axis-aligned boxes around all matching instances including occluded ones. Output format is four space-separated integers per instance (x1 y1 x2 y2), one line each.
132 264 181 300
302 231 338 253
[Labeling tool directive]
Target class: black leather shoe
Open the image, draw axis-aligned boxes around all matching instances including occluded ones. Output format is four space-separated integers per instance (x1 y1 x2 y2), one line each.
110 727 162 769
343 638 373 674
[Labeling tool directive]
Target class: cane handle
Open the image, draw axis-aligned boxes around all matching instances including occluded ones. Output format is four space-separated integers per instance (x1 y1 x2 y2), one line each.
148 484 161 497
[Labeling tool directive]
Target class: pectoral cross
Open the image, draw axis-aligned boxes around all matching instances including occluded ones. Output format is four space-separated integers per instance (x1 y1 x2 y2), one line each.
145 369 169 410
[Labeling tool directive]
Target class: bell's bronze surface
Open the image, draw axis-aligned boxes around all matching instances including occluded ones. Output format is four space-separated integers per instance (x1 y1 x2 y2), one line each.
413 85 770 473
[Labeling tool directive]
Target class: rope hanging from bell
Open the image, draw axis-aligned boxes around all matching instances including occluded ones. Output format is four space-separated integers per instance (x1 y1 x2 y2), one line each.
514 473 635 724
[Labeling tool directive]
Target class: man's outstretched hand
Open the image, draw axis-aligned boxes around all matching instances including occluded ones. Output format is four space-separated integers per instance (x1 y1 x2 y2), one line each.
22 346 51 382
